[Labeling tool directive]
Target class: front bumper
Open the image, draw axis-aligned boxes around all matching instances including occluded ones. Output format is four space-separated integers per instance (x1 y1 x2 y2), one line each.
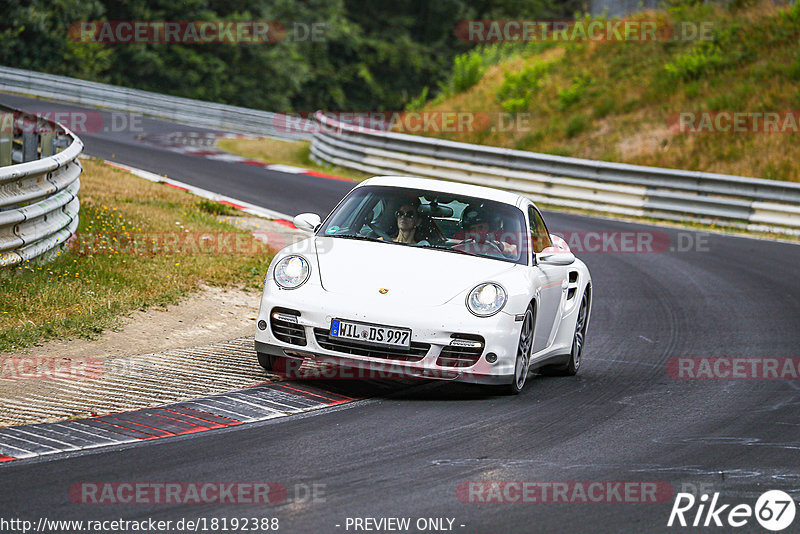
254 286 522 386
254 340 512 385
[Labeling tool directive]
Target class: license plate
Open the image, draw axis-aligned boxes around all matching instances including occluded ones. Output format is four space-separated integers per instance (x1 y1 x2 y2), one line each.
330 319 411 348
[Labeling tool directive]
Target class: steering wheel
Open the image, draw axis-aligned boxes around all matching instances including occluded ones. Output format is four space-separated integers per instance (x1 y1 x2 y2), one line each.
417 216 446 245
366 222 393 241
453 238 503 254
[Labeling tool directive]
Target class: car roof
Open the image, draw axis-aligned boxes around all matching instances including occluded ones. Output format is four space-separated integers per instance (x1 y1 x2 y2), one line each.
357 176 526 207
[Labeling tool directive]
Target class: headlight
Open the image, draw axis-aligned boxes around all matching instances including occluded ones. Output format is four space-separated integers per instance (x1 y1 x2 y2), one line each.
273 255 310 289
466 282 507 317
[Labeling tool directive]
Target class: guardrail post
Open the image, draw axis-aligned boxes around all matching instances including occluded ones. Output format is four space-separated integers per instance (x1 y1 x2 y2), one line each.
0 112 11 167
40 132 55 158
22 131 39 162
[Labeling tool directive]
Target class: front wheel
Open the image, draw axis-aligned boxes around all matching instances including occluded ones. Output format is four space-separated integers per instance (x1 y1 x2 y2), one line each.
564 290 589 375
257 352 275 371
258 352 288 375
501 304 534 395
541 290 589 376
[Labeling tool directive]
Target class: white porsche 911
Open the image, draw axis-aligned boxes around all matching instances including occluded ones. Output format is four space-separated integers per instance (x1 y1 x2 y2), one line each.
255 176 591 394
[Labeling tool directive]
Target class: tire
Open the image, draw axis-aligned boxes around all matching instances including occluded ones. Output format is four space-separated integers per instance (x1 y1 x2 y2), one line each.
257 352 275 371
500 303 534 395
541 290 589 377
259 353 291 377
258 353 291 377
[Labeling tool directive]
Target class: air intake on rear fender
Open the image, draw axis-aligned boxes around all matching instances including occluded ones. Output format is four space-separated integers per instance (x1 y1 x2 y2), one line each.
437 334 485 368
270 307 307 346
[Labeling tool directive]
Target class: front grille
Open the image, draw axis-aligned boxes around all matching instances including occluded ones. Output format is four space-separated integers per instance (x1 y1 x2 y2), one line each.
313 328 429 362
270 307 307 346
436 334 485 368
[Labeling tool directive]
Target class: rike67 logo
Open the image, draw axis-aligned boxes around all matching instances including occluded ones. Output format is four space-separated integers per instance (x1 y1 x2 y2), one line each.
668 490 798 531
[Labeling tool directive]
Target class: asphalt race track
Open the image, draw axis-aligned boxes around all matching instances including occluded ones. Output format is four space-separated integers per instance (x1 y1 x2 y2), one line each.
0 93 349 217
1 93 799 533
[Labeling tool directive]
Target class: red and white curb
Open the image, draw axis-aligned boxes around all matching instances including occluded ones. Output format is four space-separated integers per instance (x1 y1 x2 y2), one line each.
0 382 355 463
103 132 353 228
149 131 352 182
103 160 300 227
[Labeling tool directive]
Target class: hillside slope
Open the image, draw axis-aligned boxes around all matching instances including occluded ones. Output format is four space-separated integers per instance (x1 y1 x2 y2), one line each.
417 2 800 182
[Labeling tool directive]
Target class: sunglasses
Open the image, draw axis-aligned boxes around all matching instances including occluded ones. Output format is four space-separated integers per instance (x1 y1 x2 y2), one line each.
395 210 417 218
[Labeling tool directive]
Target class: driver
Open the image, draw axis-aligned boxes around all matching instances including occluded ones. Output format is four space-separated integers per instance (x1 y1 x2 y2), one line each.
458 205 518 258
392 198 422 244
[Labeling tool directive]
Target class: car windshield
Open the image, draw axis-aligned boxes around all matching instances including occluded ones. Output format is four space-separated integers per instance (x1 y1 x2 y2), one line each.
317 185 528 264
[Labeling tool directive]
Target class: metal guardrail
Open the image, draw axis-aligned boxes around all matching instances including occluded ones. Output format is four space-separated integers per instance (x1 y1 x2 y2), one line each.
0 65 312 141
311 112 800 234
0 104 83 267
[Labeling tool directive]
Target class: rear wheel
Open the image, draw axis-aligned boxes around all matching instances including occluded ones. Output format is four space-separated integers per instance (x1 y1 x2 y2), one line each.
501 304 534 395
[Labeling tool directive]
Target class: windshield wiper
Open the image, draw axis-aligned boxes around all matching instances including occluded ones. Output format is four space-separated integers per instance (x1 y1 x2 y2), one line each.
427 244 477 257
328 234 386 243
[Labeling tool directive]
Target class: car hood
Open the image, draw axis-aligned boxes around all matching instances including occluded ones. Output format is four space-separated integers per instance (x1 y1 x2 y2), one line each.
312 237 518 304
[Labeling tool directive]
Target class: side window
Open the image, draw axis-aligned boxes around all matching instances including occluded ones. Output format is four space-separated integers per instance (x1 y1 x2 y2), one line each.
370 198 385 222
360 196 387 235
528 205 552 253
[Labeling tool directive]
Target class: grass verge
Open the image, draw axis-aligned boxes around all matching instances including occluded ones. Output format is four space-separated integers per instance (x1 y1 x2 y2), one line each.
216 137 370 181
0 158 274 353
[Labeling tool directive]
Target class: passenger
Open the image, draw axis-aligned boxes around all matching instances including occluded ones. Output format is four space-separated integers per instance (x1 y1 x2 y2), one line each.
458 206 518 258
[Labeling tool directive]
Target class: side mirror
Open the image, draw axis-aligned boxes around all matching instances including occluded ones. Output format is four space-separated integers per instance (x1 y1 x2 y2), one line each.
293 212 321 233
537 252 575 266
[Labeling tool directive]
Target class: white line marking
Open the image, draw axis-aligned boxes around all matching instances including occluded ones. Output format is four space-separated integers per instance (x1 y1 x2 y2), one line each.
227 392 299 412
205 153 248 162
0 431 61 452
0 441 37 458
265 164 308 174
9 428 79 449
